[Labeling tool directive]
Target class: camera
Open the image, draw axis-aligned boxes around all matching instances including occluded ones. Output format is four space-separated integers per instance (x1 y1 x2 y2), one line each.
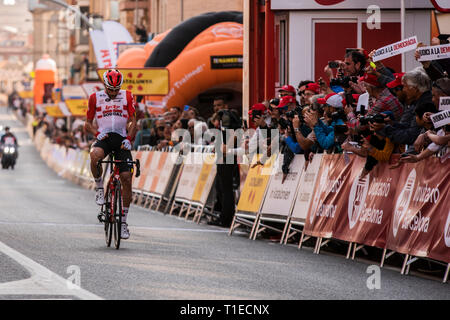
285 106 304 121
359 113 385 126
330 76 358 89
331 109 346 122
328 61 340 69
217 109 241 129
269 98 280 106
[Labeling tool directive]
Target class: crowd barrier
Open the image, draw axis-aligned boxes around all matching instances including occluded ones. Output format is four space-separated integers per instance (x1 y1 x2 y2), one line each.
31 125 449 284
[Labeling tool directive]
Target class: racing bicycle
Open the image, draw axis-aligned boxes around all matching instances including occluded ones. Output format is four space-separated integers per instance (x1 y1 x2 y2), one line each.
97 154 140 249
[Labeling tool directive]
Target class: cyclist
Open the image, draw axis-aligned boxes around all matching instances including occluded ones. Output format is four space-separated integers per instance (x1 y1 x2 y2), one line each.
85 69 137 239
0 126 19 160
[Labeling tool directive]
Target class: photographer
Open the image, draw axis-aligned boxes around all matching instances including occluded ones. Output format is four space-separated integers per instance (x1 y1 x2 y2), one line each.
304 93 347 153
342 113 394 178
359 73 403 121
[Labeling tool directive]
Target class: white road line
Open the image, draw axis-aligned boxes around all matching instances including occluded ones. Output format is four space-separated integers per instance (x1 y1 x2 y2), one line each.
0 241 102 300
0 220 235 233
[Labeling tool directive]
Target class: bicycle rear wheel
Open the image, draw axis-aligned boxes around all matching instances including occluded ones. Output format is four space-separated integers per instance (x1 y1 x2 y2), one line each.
113 181 122 249
105 186 113 247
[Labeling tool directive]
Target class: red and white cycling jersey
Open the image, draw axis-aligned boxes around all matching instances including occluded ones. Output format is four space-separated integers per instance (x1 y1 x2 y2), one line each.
87 90 135 137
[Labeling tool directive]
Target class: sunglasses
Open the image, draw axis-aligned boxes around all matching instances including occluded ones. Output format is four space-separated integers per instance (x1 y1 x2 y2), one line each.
106 87 120 92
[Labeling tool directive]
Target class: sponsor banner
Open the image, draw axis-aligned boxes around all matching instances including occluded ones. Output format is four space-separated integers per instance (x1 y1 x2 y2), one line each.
142 151 163 192
137 151 155 190
81 82 104 96
44 104 65 118
101 21 134 66
97 68 169 96
210 55 243 69
417 43 450 62
154 152 178 196
174 153 204 200
440 97 450 111
303 154 353 238
192 154 217 204
89 29 114 69
260 154 304 217
430 109 450 128
332 156 391 248
18 91 33 99
291 154 323 220
236 154 276 213
64 99 89 117
61 85 87 100
428 199 450 264
149 151 169 194
372 36 418 62
386 158 450 257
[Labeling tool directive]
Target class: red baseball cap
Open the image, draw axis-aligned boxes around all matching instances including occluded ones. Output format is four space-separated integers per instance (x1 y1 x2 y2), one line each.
250 103 267 112
278 95 296 109
359 73 382 87
305 82 320 94
279 85 296 94
317 93 344 108
386 72 405 88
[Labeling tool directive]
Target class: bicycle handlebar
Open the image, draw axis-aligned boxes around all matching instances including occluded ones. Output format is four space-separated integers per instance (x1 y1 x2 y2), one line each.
97 158 140 178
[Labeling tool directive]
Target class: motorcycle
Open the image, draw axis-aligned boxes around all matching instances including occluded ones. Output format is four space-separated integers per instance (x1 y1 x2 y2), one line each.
1 144 17 169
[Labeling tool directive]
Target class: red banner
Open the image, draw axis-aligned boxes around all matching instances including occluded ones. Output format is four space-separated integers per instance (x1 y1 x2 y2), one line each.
303 154 353 238
332 156 392 249
302 153 449 263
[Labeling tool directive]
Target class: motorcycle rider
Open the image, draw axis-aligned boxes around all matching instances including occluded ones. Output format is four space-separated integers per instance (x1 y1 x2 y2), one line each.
0 126 19 160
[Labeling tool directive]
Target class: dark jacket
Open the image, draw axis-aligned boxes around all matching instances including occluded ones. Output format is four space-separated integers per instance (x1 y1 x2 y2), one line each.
379 90 432 146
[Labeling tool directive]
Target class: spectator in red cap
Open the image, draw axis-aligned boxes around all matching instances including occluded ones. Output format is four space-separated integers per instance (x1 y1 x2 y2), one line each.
360 73 403 121
297 80 314 105
386 72 407 104
302 82 320 105
277 95 297 113
278 85 296 98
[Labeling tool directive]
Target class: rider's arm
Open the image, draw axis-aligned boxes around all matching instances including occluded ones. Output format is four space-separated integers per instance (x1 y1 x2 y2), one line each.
126 91 137 140
84 93 98 136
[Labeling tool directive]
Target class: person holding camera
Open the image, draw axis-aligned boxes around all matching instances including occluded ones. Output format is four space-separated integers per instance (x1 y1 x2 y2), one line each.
359 73 403 121
342 113 394 178
304 93 347 153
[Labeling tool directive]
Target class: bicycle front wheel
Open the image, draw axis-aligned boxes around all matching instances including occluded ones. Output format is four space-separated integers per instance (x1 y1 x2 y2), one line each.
113 181 122 249
105 186 113 247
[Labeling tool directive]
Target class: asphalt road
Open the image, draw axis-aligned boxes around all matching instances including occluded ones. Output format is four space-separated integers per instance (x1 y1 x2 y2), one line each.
0 107 449 302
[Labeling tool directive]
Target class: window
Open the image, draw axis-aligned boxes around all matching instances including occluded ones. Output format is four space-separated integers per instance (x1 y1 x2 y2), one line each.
275 14 288 87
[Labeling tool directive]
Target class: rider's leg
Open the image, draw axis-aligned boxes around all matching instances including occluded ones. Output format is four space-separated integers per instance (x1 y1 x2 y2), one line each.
90 147 106 205
119 171 132 222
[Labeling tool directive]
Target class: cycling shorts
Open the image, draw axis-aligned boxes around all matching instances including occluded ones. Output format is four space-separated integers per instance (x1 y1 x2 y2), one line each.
92 133 133 173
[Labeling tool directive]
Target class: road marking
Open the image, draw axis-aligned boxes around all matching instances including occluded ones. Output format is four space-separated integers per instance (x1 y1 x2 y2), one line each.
0 241 102 300
0 220 235 233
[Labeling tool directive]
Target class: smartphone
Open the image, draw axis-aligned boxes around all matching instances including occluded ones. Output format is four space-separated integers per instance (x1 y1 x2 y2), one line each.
328 61 340 69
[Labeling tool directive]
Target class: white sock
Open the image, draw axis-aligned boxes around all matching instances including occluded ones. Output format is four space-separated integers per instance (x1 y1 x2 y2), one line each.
95 177 103 189
122 207 129 223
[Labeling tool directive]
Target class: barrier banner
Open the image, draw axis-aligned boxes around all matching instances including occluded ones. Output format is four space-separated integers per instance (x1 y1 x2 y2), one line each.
143 151 162 192
386 158 450 258
372 36 418 62
192 154 217 205
155 152 177 196
174 153 204 200
303 154 353 238
150 151 169 194
260 154 304 216
137 151 154 190
429 199 450 263
132 151 148 190
236 154 276 213
291 154 323 221
332 156 392 248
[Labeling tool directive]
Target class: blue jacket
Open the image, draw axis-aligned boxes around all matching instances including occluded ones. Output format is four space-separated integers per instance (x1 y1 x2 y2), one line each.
314 118 345 151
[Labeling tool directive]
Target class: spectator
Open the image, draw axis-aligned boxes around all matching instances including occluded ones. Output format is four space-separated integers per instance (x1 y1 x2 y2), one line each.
386 72 407 104
278 84 297 98
431 77 450 108
302 82 321 106
277 95 297 113
133 119 152 150
375 68 433 148
297 80 314 105
148 118 166 147
359 73 403 121
169 106 182 123
304 93 347 153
